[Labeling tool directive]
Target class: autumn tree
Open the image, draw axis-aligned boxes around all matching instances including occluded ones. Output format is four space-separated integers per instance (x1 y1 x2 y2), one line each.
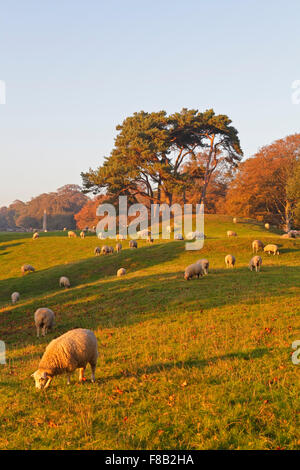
224 134 300 230
287 158 300 227
81 108 242 206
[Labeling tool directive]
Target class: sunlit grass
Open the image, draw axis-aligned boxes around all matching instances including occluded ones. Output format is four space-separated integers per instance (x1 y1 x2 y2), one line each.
0 215 299 449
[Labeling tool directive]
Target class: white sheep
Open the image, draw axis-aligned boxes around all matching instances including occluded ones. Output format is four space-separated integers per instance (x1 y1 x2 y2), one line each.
289 230 300 238
31 328 98 389
21 264 35 275
249 256 262 272
32 232 39 240
34 308 55 337
116 243 122 253
233 217 237 224
80 231 85 239
227 230 237 237
252 240 264 253
11 292 20 304
59 276 70 288
264 244 279 255
94 246 101 256
186 231 204 240
117 268 126 277
184 263 204 280
225 254 236 268
68 231 77 238
129 240 138 248
196 259 209 275
101 245 110 255
265 223 270 230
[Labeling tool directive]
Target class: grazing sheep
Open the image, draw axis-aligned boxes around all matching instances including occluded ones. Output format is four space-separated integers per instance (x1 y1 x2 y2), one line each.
59 276 70 288
196 259 209 275
94 246 101 256
21 264 35 275
227 230 237 237
264 244 279 255
289 230 300 238
249 256 262 272
129 240 138 249
80 231 85 239
184 263 204 280
108 246 114 254
174 233 184 240
63 227 67 231
32 232 39 240
225 254 236 268
11 292 20 304
34 308 55 337
265 223 270 230
68 231 77 238
186 231 203 240
31 328 98 389
116 243 122 253
117 268 126 277
252 240 264 253
281 233 292 239
233 217 237 223
101 245 110 255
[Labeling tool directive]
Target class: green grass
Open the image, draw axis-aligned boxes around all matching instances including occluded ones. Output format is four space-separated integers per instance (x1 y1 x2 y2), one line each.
0 215 299 450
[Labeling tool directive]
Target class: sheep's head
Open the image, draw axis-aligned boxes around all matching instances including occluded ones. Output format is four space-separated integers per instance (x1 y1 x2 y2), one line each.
31 370 51 389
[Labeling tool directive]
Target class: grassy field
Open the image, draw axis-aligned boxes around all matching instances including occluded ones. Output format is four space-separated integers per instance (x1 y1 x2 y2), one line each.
0 215 299 450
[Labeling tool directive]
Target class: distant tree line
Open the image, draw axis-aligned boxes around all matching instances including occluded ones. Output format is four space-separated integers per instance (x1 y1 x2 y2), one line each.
0 185 88 231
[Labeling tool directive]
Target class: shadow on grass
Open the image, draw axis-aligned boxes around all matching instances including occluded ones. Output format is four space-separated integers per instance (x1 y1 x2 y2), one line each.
0 241 185 301
1 258 299 349
96 347 271 384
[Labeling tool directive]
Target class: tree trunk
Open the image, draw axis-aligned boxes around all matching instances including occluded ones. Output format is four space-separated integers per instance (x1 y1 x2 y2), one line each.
284 200 292 232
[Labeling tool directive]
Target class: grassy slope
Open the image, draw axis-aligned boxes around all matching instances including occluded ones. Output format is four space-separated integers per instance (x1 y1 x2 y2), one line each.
0 215 299 450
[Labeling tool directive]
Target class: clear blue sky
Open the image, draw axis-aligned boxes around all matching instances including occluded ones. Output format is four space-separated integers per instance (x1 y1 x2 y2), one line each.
0 0 299 207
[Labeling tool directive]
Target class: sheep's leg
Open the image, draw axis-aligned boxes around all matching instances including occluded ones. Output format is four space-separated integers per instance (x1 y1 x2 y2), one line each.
67 375 71 385
44 377 52 389
37 327 40 338
90 363 96 383
79 367 86 382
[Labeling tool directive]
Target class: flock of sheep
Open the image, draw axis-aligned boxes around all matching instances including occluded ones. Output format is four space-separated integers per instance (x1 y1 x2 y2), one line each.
184 238 280 281
11 231 149 388
9 222 288 389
